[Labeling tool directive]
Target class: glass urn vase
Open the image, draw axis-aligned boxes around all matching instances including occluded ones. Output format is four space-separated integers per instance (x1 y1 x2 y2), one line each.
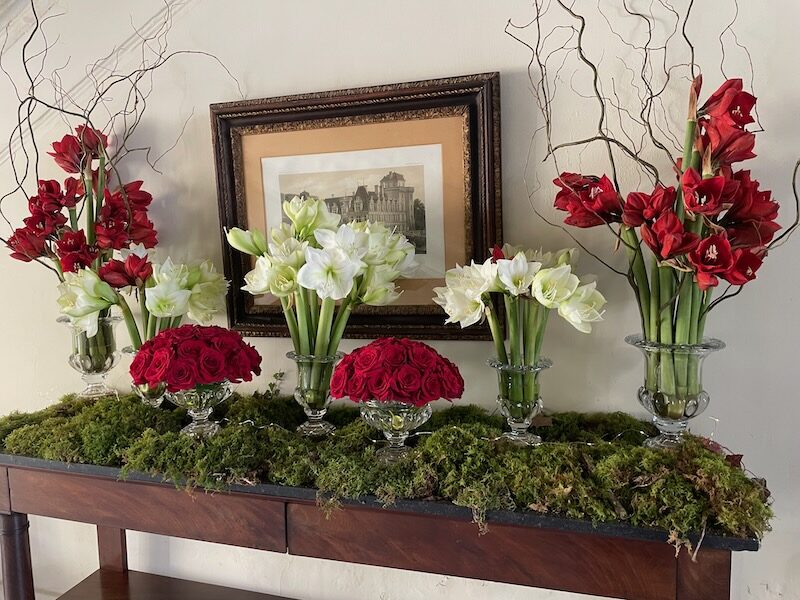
166 381 232 438
626 334 725 449
488 357 552 446
287 352 342 437
59 315 122 399
360 400 433 463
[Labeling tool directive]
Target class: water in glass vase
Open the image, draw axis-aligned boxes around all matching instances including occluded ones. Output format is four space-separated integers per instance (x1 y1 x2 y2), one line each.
626 334 724 449
59 315 122 399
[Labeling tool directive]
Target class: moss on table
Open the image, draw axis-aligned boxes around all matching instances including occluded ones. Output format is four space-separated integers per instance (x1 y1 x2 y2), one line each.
0 393 772 545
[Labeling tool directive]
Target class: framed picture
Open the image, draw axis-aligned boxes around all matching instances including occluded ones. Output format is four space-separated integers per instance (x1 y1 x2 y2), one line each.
211 72 501 339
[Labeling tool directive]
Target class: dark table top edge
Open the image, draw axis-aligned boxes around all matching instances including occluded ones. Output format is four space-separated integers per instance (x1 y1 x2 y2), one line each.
0 452 760 552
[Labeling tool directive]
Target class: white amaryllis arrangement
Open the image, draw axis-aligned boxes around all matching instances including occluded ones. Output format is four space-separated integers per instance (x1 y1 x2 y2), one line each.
434 244 606 405
227 196 417 401
57 247 228 349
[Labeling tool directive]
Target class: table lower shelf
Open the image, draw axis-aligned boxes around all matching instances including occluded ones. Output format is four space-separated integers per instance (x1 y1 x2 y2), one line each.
57 570 292 600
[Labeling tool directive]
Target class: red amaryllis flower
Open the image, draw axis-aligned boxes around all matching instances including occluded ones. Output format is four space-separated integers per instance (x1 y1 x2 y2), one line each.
55 230 98 272
32 180 65 213
95 197 130 250
681 168 726 216
553 173 622 228
688 233 735 290
723 247 764 286
128 210 158 248
699 79 756 128
699 118 756 166
23 207 67 237
98 254 153 288
114 181 152 210
6 227 49 262
640 211 700 260
491 245 505 262
48 134 83 174
721 170 780 248
74 125 108 157
622 185 675 227
62 177 82 209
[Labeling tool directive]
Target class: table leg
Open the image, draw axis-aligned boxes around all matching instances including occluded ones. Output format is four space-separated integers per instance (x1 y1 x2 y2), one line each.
0 513 34 600
97 526 128 572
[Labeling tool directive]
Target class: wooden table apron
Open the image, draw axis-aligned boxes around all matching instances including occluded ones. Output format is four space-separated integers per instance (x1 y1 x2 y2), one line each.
0 455 747 600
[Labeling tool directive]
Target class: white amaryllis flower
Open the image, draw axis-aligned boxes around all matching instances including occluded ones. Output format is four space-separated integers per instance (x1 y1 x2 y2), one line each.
443 259 501 302
282 196 340 241
433 286 486 328
297 247 362 300
151 257 190 288
242 255 299 299
360 265 402 306
314 224 369 263
268 236 307 270
186 261 229 324
497 252 542 296
226 227 268 257
146 278 191 318
557 281 606 333
242 255 273 295
531 265 580 309
57 269 118 337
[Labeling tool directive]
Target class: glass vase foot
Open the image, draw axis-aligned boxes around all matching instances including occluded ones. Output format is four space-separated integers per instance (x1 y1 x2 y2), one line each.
181 419 221 438
500 429 543 447
297 416 336 438
376 444 412 464
77 374 117 399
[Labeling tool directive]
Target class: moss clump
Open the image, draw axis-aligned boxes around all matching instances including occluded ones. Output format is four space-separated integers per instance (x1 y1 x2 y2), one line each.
0 392 773 542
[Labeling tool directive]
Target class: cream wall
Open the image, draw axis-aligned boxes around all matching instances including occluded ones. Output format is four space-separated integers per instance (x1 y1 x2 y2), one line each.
0 1 797 599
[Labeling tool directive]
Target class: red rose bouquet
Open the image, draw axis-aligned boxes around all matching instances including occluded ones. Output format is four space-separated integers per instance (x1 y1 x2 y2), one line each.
330 338 464 406
130 325 261 393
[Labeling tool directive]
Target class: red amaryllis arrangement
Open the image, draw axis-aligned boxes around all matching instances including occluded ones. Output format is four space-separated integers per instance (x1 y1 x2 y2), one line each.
551 76 795 446
130 325 262 393
330 338 464 406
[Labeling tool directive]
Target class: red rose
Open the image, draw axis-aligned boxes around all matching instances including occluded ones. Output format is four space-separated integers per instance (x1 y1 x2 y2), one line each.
419 372 445 404
330 365 350 399
353 345 381 373
440 360 465 399
409 342 438 371
688 234 735 291
623 186 675 227
347 372 370 401
553 173 622 228
382 342 407 369
640 211 700 259
144 348 173 388
198 348 226 384
129 347 153 384
165 358 197 392
369 369 393 401
177 339 207 360
391 365 423 402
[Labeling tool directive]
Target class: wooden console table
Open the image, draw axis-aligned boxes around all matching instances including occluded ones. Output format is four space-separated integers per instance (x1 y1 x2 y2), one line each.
0 454 755 600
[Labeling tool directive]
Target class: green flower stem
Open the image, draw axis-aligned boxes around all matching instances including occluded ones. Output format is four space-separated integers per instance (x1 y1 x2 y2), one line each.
674 273 694 398
621 226 651 340
170 316 182 329
138 288 150 339
675 119 697 222
280 297 301 354
504 295 523 403
327 297 355 358
688 289 713 395
68 207 78 231
309 297 336 402
146 313 156 341
117 295 142 350
294 290 311 356
82 166 95 246
485 302 508 364
95 155 106 215
657 266 676 397
306 288 319 344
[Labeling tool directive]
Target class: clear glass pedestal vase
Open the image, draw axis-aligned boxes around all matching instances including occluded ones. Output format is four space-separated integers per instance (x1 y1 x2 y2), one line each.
488 357 552 446
625 334 725 449
287 352 342 438
132 383 167 408
166 381 232 438
59 315 122 399
360 400 433 464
